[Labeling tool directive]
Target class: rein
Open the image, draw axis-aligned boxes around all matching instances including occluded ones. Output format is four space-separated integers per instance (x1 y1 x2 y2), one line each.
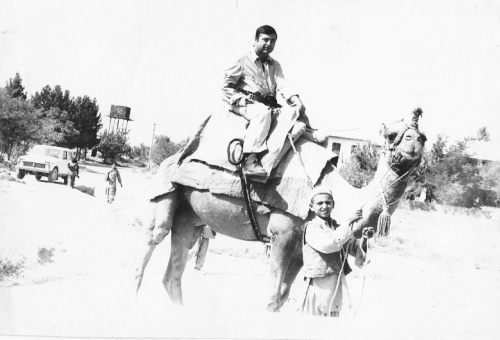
227 139 269 244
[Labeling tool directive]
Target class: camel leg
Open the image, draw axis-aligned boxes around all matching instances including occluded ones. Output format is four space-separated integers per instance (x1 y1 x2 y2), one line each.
278 241 303 306
133 191 179 295
163 209 204 305
266 211 303 312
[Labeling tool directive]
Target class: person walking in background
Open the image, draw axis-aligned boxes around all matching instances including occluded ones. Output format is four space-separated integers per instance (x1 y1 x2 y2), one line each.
67 157 79 188
105 162 123 204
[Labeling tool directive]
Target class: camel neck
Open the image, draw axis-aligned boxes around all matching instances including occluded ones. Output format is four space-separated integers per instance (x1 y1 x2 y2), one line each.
367 157 411 206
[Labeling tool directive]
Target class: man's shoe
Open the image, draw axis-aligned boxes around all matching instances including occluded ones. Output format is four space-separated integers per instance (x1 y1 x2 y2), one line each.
243 159 268 177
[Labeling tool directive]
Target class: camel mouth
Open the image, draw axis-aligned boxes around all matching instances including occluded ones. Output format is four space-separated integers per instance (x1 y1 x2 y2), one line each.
390 153 420 174
398 150 420 161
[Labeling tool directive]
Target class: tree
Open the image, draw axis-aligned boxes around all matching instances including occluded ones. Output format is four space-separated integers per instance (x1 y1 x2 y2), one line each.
31 85 73 113
32 85 102 154
67 96 102 158
339 141 380 188
5 73 27 100
151 135 187 166
419 135 490 208
131 143 150 161
0 88 73 160
97 130 131 163
31 85 76 148
476 126 490 142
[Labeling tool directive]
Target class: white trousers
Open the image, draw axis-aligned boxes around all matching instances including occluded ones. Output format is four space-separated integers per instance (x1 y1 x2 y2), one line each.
238 102 272 154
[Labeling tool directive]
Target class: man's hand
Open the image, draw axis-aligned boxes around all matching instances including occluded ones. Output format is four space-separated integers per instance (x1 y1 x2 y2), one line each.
362 227 374 239
238 95 255 107
348 209 363 226
290 95 306 115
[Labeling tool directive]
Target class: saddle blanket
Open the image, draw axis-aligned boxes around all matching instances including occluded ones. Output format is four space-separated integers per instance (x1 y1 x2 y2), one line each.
185 105 299 177
151 135 337 220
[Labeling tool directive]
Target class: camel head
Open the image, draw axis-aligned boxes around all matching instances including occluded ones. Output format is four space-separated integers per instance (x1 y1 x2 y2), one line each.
380 108 427 176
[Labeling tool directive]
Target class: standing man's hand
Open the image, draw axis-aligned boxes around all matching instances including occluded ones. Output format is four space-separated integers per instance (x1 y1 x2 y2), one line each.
348 209 363 226
361 227 374 252
362 227 374 239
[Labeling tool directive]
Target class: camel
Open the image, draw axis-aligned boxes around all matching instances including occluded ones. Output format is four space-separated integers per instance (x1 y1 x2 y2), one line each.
134 109 427 312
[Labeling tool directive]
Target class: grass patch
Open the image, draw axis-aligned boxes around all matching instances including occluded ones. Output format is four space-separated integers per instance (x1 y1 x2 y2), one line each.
0 256 26 281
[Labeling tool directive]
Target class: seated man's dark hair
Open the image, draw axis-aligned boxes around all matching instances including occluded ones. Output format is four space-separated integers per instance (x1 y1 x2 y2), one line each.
255 25 277 40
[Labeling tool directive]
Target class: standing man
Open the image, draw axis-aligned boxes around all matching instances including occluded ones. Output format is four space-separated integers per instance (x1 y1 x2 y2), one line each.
105 162 123 204
300 187 374 317
67 157 79 188
222 25 309 176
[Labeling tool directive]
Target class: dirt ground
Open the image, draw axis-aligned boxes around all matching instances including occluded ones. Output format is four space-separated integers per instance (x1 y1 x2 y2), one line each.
1 163 499 340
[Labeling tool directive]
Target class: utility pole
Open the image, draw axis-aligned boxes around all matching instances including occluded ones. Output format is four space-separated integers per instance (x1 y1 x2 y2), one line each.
148 123 156 171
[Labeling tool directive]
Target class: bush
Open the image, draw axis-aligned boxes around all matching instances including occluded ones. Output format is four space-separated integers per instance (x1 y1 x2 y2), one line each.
151 135 187 166
0 256 26 281
339 141 380 188
97 130 131 163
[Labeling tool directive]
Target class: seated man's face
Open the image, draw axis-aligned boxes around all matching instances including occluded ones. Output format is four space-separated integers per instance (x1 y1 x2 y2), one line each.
309 194 334 219
255 33 277 59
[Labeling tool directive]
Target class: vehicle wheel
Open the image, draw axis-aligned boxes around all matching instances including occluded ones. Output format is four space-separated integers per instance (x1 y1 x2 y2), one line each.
16 169 25 179
35 175 42 181
48 168 58 183
63 176 68 185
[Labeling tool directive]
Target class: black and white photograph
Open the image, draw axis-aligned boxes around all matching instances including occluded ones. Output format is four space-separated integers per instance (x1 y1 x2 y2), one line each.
1 1 499 339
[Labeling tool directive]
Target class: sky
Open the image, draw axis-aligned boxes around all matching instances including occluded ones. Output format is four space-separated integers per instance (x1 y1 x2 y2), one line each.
1 0 500 148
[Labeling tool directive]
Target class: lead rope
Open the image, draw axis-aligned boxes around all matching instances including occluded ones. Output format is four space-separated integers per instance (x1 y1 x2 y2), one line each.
347 168 412 317
352 235 374 318
288 134 314 188
328 247 349 316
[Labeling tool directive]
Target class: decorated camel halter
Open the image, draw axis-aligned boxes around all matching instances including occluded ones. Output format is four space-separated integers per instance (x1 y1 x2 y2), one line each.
392 107 423 148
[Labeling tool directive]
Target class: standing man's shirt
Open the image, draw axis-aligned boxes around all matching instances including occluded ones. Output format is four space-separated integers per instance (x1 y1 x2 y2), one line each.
222 50 298 107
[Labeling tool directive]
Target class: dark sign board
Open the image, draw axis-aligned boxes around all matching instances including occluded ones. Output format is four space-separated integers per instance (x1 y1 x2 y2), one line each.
110 105 131 120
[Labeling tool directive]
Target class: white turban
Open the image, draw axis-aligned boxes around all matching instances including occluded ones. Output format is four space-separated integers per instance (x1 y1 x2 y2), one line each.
309 186 333 203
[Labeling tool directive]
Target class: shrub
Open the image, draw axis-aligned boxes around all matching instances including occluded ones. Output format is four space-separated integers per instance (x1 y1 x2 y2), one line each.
0 256 26 281
339 141 380 188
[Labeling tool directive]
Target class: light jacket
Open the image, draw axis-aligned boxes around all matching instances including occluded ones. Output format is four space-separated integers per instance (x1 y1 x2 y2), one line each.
303 216 366 278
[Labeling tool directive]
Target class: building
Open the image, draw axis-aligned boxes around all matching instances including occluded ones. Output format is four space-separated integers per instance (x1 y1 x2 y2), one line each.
466 140 500 165
324 127 382 168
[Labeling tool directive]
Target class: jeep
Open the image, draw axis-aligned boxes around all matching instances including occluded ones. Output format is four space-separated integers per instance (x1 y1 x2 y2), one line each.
16 145 75 184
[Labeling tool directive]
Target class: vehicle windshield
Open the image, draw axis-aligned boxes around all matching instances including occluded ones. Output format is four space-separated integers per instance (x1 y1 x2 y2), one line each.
29 146 61 159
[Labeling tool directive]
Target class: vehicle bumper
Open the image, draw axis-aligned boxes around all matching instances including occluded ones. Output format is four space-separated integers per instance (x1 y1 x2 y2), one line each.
16 163 50 176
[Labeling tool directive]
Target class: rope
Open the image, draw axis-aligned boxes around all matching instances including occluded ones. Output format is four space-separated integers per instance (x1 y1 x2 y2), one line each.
227 139 268 243
360 167 412 209
328 247 349 316
352 236 374 318
347 161 412 317
288 133 314 188
238 169 269 243
359 162 394 209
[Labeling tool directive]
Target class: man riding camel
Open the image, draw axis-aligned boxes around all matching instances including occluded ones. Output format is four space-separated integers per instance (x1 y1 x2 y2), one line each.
222 25 310 177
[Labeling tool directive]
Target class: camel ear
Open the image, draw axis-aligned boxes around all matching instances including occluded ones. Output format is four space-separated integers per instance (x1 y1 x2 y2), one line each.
420 132 427 145
379 123 388 138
